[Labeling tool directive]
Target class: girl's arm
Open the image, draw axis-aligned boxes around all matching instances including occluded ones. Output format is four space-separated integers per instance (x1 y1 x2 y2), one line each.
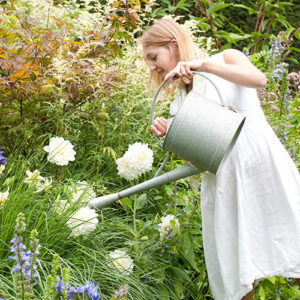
165 49 267 89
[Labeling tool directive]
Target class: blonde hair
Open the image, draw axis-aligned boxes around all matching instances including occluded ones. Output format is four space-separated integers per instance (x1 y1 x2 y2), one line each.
138 18 207 92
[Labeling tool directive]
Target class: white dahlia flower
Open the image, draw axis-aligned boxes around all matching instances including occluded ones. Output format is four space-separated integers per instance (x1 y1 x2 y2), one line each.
116 156 139 181
68 181 96 203
44 137 76 166
109 249 134 275
116 142 153 181
126 142 153 173
67 206 98 237
158 214 180 237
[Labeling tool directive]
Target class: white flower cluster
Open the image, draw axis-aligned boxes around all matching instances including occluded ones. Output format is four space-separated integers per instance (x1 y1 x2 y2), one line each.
53 181 96 214
24 169 52 193
109 249 134 275
158 214 180 237
44 137 76 166
0 188 9 209
116 142 153 180
67 206 98 237
68 181 96 203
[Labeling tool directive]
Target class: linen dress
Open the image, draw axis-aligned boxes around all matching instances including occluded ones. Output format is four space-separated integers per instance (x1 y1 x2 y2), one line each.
170 52 300 300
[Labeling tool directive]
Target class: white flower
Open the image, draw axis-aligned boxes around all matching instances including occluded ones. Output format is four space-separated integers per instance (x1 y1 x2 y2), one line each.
126 143 153 173
158 214 180 237
116 156 139 181
109 249 134 275
24 169 52 193
116 142 153 181
35 177 52 193
0 188 9 208
67 206 98 237
44 137 76 166
68 181 96 203
0 164 5 176
24 170 43 187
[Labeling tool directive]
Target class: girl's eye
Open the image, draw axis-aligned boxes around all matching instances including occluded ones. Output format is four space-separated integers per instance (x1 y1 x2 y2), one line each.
151 55 157 61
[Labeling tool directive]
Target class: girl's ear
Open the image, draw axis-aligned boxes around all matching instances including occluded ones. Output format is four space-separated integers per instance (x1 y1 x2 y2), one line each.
170 39 179 56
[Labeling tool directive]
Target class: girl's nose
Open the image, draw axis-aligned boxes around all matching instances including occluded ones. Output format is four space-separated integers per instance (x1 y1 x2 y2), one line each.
150 63 156 71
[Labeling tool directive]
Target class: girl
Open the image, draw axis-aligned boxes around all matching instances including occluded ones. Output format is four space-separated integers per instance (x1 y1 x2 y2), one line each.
139 18 300 300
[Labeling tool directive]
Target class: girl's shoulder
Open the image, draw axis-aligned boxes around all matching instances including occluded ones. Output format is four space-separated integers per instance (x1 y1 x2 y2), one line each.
207 51 224 63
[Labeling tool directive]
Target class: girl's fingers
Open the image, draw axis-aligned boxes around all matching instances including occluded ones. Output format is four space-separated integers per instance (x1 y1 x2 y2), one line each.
156 117 167 127
151 125 163 137
154 120 166 133
151 117 167 137
165 62 193 81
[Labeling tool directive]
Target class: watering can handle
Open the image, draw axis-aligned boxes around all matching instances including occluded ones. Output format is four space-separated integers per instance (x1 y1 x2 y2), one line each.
150 71 225 148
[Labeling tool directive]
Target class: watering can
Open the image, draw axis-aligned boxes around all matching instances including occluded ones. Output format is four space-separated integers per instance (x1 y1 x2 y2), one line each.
90 72 245 209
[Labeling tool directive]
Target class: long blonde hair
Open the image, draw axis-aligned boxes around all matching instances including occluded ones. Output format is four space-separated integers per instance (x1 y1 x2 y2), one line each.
138 18 207 93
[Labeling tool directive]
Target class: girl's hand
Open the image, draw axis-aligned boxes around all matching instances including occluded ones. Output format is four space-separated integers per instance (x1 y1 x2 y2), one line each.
164 60 205 81
151 117 167 137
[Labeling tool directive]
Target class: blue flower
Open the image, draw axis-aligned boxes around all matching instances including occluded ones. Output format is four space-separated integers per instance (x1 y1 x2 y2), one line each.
92 292 100 300
76 285 86 293
0 146 7 165
56 277 65 292
84 281 99 298
118 288 124 296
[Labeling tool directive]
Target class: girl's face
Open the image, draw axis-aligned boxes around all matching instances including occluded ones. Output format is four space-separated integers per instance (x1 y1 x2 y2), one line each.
143 43 179 79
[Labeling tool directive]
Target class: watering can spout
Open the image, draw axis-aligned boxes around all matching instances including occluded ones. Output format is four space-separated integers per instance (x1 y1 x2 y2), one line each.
90 164 200 209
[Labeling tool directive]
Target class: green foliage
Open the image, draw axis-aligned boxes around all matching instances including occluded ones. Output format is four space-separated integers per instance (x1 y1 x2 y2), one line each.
0 0 145 150
149 0 300 70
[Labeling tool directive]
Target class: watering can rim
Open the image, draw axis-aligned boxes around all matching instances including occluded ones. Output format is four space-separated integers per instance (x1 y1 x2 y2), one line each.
150 71 225 148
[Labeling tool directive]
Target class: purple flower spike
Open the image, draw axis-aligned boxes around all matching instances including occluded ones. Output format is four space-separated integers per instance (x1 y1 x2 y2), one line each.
56 277 65 292
85 281 99 298
0 146 7 165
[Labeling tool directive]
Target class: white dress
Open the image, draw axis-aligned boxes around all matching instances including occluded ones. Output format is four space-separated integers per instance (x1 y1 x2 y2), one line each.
170 52 300 300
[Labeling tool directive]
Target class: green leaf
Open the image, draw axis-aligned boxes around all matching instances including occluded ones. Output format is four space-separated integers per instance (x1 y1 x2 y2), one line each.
179 245 199 272
287 57 299 65
266 276 276 284
228 22 245 35
155 284 170 299
175 0 187 10
233 4 255 14
180 232 191 254
168 266 191 281
258 285 266 300
261 19 269 32
289 46 300 53
170 219 177 228
120 197 132 209
275 18 291 29
207 2 231 16
282 27 296 39
135 193 147 210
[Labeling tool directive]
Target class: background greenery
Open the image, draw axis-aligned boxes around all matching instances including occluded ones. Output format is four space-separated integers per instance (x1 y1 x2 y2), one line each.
0 0 299 299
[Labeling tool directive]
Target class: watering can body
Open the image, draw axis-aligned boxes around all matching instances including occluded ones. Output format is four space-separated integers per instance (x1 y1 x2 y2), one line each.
90 72 245 209
163 89 245 174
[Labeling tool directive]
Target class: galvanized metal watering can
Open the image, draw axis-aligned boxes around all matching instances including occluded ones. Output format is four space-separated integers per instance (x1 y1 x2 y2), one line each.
90 72 245 209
